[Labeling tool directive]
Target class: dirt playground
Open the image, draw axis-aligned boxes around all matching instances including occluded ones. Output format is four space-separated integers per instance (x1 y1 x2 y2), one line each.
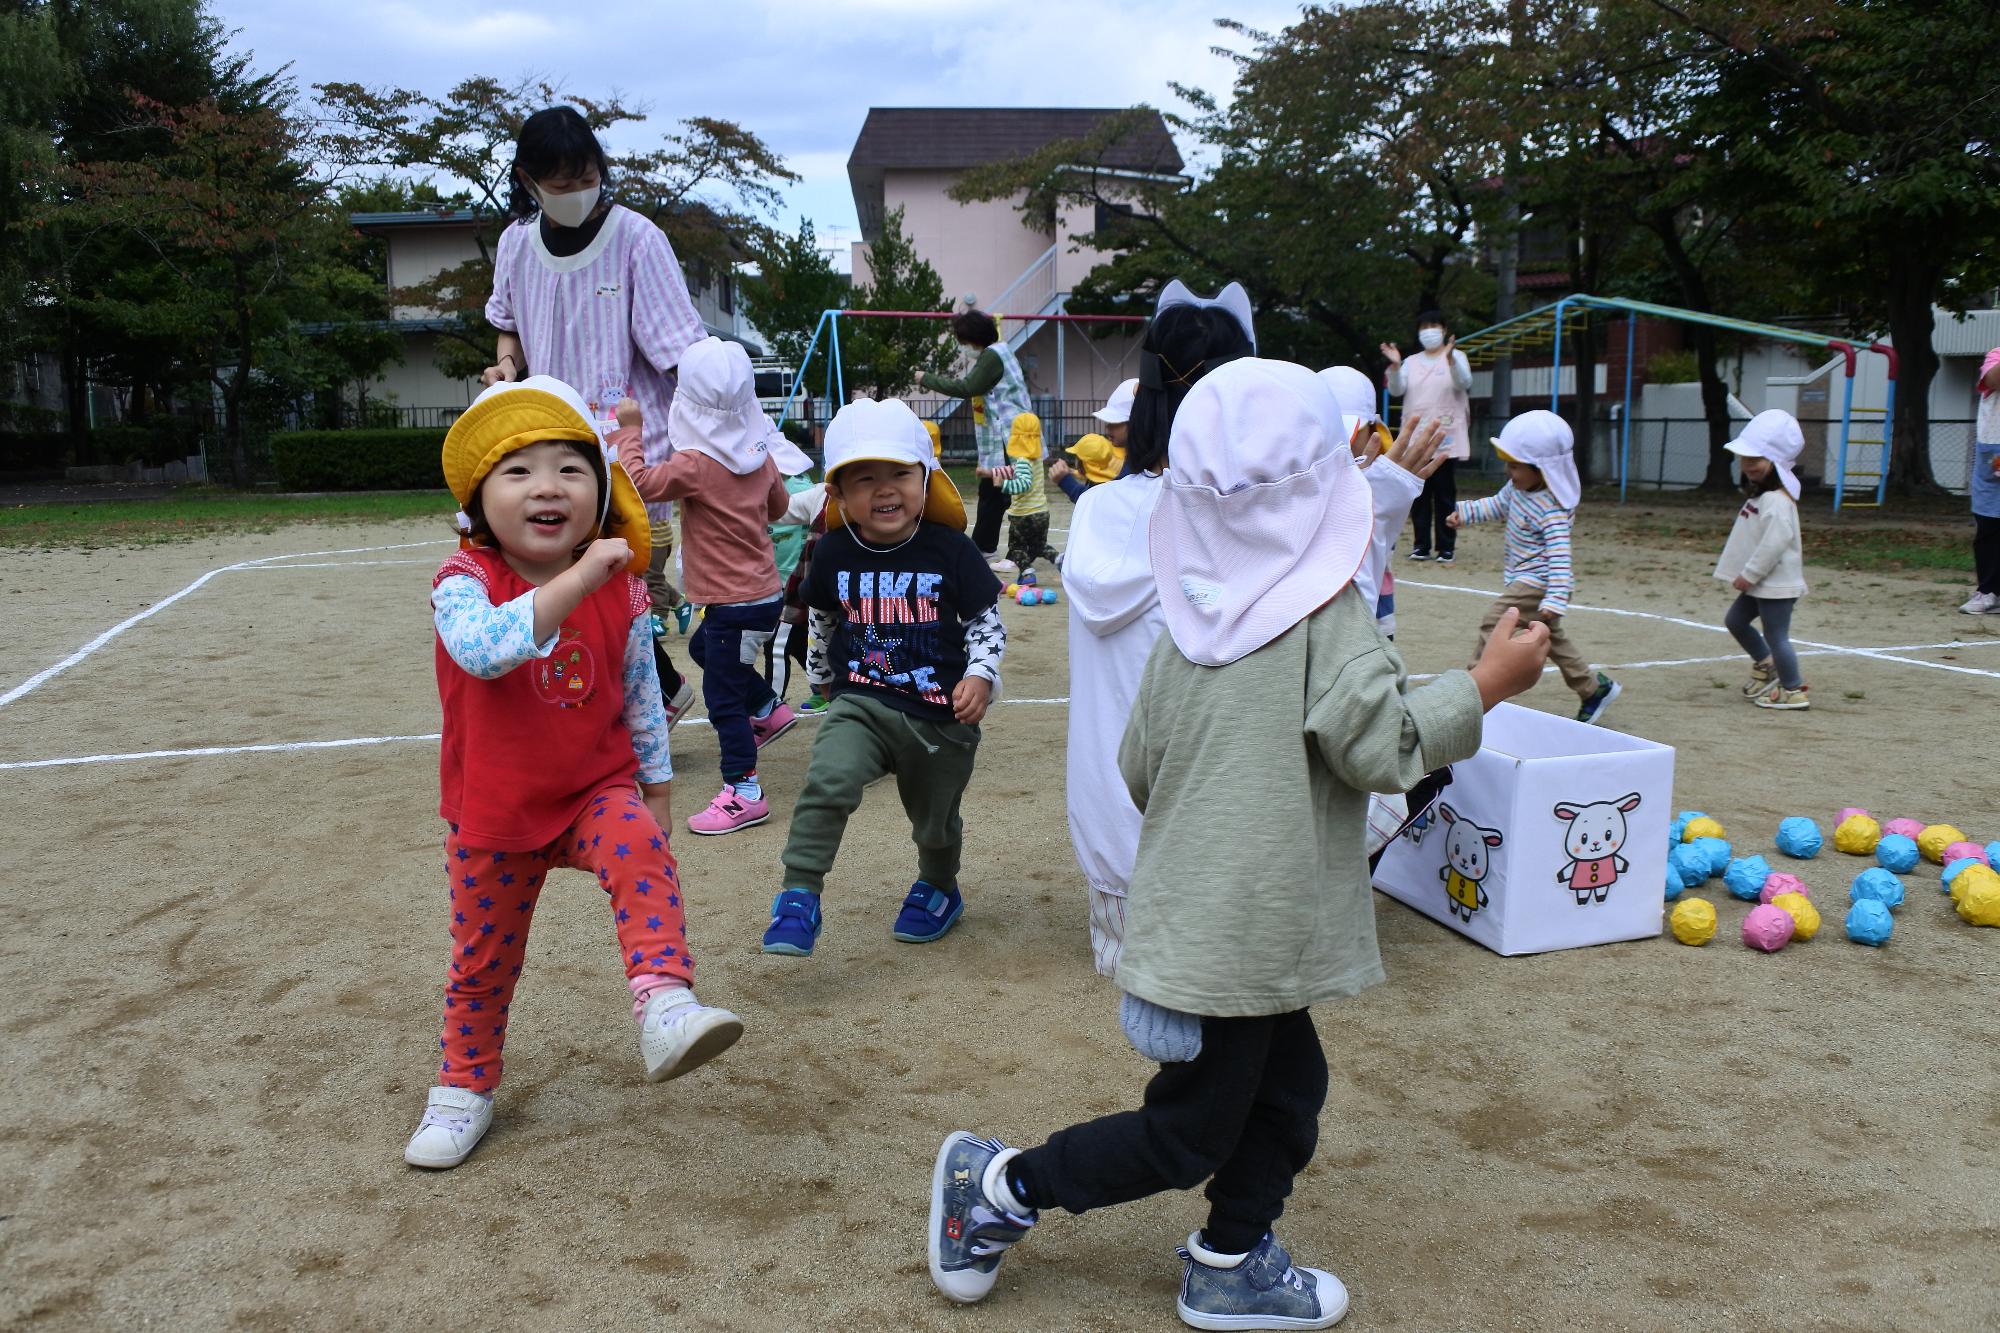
2 496 1997 1331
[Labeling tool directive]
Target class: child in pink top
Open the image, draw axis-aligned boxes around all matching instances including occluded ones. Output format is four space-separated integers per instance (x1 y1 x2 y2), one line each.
616 338 805 836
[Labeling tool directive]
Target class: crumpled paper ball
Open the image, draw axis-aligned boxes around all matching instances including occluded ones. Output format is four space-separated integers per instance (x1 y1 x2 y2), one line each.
1665 860 1687 900
1669 812 1701 844
1950 862 2000 908
1985 840 2000 868
1850 868 1906 909
1693 837 1733 877
1917 824 1967 864
1882 817 1925 841
1682 816 1727 844
1941 841 1988 867
1772 890 1821 940
1669 844 1712 887
1774 817 1823 859
1833 814 1882 855
1670 897 1717 946
1837 806 1870 822
1741 903 1795 952
1760 872 1809 904
1845 899 1894 946
1875 835 1920 874
1942 857 1979 893
1725 854 1774 902
1958 873 2000 927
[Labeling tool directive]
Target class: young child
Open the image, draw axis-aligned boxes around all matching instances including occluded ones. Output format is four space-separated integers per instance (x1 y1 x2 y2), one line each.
1051 378 1136 502
765 467 823 707
1321 364 1409 640
925 359 1549 1327
608 401 697 727
1716 409 1810 710
761 397 1005 957
615 336 798 835
999 411 1060 578
406 376 742 1171
1449 409 1621 724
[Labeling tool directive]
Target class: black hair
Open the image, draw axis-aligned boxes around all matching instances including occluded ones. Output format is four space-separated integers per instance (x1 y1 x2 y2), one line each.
1739 460 1784 496
457 440 607 548
1124 304 1254 475
506 107 611 222
1417 308 1448 329
952 310 999 347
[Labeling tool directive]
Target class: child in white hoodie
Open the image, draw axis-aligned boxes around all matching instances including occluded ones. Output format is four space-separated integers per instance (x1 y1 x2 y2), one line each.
1715 410 1810 710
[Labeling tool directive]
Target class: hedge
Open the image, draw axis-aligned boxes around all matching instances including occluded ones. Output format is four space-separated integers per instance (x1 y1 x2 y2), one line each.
270 428 449 491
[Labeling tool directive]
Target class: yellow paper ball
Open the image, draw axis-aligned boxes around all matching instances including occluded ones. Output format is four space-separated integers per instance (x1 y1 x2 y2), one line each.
1957 872 2000 927
1950 862 2000 909
1832 814 1882 855
1771 891 1821 941
1671 897 1718 946
1682 816 1727 843
1917 824 1967 864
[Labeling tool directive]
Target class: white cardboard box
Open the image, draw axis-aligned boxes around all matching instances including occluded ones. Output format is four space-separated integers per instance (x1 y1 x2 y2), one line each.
1373 702 1675 955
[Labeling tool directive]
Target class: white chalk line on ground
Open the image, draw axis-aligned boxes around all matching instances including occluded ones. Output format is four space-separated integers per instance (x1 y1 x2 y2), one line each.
0 540 452 710
1399 577 2000 681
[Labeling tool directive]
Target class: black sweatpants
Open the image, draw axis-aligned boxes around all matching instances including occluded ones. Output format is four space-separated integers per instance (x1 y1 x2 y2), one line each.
1977 514 2000 595
973 475 1009 557
1409 457 1458 556
1010 1009 1328 1254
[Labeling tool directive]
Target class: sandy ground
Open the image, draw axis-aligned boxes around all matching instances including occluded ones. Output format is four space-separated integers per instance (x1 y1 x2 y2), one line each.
3 500 1998 1332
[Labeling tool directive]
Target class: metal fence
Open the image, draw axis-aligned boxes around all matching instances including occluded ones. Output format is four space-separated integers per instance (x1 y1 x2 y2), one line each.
759 396 1124 466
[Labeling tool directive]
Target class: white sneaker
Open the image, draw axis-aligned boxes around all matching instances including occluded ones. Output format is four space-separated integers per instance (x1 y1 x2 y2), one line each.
1960 592 2000 615
403 1086 493 1169
638 986 743 1082
986 556 1018 574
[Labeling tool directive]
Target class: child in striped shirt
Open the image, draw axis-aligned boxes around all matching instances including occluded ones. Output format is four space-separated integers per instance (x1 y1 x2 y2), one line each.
1000 412 1060 578
1449 410 1620 724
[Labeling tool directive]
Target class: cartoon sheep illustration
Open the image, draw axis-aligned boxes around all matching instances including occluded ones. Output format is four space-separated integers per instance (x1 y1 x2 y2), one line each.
1553 792 1643 905
1437 803 1503 922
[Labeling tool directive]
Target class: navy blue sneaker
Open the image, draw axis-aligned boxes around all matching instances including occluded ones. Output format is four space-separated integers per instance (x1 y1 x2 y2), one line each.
761 889 821 956
928 1131 1036 1304
1175 1231 1349 1330
893 880 964 942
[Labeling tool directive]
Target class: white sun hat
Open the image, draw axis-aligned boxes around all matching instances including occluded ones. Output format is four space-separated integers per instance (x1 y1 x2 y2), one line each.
1093 377 1139 424
668 336 812 476
1491 409 1581 508
819 397 967 531
1148 358 1372 667
1725 409 1804 499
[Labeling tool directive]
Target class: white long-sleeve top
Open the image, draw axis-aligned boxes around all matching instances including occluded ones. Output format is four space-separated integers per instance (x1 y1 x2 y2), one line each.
1387 350 1474 460
1713 489 1807 599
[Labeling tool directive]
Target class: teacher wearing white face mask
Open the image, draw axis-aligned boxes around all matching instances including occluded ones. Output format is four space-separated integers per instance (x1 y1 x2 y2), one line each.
1381 308 1472 564
481 105 709 717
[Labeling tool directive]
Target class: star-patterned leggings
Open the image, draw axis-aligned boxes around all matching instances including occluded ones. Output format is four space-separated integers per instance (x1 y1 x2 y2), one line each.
438 785 691 1094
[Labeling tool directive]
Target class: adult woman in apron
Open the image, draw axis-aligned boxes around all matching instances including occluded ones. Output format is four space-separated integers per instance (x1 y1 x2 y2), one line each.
918 309 1033 571
1382 309 1473 563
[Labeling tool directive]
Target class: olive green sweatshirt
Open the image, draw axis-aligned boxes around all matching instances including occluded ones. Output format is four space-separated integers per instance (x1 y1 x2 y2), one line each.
1114 584 1485 1017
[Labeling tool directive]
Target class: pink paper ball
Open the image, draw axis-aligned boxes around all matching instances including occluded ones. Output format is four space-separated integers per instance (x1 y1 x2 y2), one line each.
1759 872 1810 904
1942 842 1989 867
1882 817 1925 840
1837 807 1870 823
1742 903 1796 953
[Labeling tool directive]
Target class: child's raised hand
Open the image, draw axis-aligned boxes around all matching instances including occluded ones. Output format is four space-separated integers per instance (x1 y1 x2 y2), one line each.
1469 607 1550 710
615 397 642 430
574 538 632 593
951 675 992 725
1383 416 1447 479
1049 458 1073 482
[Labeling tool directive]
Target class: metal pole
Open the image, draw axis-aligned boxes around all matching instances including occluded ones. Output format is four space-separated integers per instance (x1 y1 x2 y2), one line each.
1549 296 1571 413
1875 372 1897 507
774 310 831 426
1833 364 1856 513
830 311 846 405
1056 318 1066 414
1620 314 1635 502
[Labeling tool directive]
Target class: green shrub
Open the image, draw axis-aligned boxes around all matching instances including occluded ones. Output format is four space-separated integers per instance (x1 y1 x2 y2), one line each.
0 432 71 473
91 418 202 465
270 428 448 491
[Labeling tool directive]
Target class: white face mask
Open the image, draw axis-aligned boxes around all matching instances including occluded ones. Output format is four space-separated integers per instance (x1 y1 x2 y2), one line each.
1418 327 1445 351
536 182 600 229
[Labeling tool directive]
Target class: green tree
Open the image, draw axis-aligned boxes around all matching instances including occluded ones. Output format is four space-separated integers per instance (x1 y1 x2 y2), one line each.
740 216 848 369
0 3 69 366
842 206 954 399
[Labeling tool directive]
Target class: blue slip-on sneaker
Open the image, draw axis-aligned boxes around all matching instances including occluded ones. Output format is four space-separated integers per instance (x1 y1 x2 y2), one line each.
1175 1231 1349 1330
893 880 964 943
928 1131 1036 1304
1576 672 1622 725
761 889 822 956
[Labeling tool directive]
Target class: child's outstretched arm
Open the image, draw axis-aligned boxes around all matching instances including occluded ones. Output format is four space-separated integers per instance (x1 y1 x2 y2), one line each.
1537 511 1575 617
953 603 1006 724
1451 486 1510 529
999 457 1034 495
618 607 674 830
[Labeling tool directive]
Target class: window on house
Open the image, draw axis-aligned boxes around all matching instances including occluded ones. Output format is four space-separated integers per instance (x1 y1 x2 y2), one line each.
719 274 734 315
1093 200 1146 243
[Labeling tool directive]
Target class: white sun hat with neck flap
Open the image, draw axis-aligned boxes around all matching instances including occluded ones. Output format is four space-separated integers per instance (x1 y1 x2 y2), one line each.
668 336 812 476
1725 409 1805 499
1492 409 1582 508
1148 358 1372 667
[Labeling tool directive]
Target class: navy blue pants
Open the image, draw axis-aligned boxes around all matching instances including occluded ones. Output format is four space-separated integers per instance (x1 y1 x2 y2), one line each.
689 597 780 784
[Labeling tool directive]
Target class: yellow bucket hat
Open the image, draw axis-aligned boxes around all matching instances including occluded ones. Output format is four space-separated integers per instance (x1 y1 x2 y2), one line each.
1005 411 1043 462
442 376 650 574
922 418 942 460
1068 432 1125 485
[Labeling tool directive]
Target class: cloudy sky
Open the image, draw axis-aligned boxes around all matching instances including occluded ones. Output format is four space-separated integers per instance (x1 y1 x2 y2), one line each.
220 0 1310 263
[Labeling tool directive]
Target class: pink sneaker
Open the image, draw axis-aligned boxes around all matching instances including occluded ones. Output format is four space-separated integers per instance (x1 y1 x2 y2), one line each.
687 784 769 836
750 701 798 749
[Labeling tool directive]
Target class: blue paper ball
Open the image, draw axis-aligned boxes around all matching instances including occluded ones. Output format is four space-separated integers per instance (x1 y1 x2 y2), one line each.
1943 857 1979 892
1724 854 1773 902
1850 868 1906 909
1665 863 1685 900
1693 836 1732 877
1041 587 1059 605
1845 899 1894 946
1774 817 1823 859
1669 844 1710 887
1985 840 2000 868
1874 834 1920 874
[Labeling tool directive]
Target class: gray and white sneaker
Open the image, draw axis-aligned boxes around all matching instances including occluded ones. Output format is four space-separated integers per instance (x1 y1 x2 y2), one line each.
403 1086 493 1169
638 987 743 1082
927 1131 1037 1304
1961 591 2000 615
1175 1231 1349 1330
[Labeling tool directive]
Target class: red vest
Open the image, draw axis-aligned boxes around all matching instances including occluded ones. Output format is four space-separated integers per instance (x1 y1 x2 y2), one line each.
434 547 649 851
